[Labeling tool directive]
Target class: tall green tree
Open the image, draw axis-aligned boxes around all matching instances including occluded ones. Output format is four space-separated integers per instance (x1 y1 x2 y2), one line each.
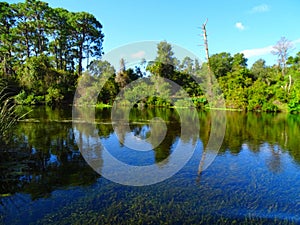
0 2 16 77
251 59 268 80
179 56 194 74
11 0 50 58
209 52 233 78
68 11 104 76
24 0 50 55
287 52 300 71
155 41 176 66
115 58 142 89
48 7 73 71
89 60 118 104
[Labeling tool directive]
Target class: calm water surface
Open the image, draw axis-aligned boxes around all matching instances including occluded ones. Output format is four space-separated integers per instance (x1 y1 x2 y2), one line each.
1 106 300 224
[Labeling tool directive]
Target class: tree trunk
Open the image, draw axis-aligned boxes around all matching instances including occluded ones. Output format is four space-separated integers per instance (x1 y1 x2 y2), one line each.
288 75 292 93
202 19 211 72
78 44 83 76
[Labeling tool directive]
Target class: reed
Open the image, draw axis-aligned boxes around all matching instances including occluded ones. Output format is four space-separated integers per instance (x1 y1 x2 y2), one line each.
0 79 20 142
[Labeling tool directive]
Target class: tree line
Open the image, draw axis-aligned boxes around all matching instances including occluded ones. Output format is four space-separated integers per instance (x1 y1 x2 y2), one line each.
207 36 300 112
0 0 103 104
80 39 300 113
1 0 300 113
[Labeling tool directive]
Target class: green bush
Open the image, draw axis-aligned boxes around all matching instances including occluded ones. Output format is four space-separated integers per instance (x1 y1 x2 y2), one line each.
246 79 278 112
192 96 208 108
261 102 278 112
15 90 44 105
288 81 300 113
174 99 194 108
146 96 157 106
247 99 262 111
156 98 170 107
46 87 64 105
14 90 27 105
288 99 300 113
24 94 36 105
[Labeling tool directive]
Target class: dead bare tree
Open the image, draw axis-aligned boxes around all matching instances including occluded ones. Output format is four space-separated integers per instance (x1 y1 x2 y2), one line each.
271 37 293 77
198 19 211 182
202 19 211 72
272 37 294 93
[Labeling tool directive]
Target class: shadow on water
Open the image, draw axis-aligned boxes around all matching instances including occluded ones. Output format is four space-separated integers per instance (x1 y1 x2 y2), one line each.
0 106 100 200
1 106 300 224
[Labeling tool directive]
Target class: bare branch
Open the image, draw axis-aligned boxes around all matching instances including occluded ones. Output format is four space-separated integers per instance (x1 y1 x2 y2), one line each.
271 37 293 76
201 18 210 71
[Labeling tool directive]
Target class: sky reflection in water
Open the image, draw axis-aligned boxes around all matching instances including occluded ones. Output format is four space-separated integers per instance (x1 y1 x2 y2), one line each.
1 107 300 224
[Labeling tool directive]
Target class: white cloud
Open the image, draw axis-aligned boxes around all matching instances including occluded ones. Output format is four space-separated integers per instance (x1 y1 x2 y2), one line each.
292 38 300 45
241 45 273 58
242 38 300 58
235 22 245 31
250 4 270 13
131 50 146 59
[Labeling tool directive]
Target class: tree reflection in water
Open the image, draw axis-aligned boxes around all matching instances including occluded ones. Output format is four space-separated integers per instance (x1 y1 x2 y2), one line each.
1 106 300 224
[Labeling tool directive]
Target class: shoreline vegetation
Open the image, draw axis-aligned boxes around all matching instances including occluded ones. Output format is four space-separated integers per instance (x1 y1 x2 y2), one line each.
1 0 300 114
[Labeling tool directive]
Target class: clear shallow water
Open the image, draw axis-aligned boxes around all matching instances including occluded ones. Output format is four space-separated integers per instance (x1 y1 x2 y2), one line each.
1 106 300 224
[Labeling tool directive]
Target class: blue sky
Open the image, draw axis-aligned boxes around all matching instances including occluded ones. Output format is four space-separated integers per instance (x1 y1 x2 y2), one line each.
7 0 300 67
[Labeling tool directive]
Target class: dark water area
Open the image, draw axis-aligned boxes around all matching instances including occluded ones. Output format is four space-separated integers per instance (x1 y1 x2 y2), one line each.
1 106 300 224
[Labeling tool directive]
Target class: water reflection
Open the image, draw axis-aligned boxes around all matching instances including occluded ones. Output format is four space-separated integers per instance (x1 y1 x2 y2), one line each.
264 143 283 174
0 106 99 200
1 107 300 223
220 111 300 163
73 106 200 186
1 108 300 195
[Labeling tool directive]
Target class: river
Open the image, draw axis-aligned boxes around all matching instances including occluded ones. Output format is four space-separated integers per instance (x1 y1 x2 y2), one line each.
1 106 300 224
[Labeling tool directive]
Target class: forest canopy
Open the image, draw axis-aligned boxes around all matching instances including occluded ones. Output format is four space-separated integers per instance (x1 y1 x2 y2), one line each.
0 0 104 104
1 0 300 113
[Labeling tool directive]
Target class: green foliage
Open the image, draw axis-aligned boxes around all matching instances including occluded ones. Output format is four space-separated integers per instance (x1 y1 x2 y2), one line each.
87 60 117 104
146 96 171 107
0 0 103 106
95 102 112 108
14 90 27 105
68 11 104 75
20 93 35 105
155 41 176 66
46 87 63 105
74 60 119 106
261 102 278 112
192 96 208 108
15 90 44 105
17 55 50 94
174 99 194 108
251 59 268 80
287 52 300 70
218 71 249 109
119 43 300 113
288 81 300 113
0 79 22 143
209 52 233 78
1 0 300 114
246 79 278 112
115 59 142 89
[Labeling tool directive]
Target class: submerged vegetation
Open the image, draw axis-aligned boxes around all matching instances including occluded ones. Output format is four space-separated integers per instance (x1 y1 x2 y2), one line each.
1 107 300 224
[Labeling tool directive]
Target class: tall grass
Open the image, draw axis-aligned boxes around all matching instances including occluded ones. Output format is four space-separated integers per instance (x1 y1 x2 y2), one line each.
0 79 20 143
